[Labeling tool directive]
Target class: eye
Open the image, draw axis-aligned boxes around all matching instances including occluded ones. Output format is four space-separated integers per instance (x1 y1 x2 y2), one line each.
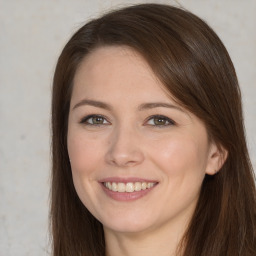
146 115 175 127
80 115 110 125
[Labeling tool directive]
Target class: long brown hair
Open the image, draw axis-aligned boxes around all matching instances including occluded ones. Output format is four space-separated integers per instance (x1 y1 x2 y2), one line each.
51 4 256 255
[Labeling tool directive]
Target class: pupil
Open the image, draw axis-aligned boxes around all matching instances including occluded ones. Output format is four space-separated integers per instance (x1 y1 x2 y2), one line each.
155 118 165 125
93 117 103 124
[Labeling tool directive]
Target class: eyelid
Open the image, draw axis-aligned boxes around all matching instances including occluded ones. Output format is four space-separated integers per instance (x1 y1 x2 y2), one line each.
79 114 175 127
79 114 110 125
145 115 176 126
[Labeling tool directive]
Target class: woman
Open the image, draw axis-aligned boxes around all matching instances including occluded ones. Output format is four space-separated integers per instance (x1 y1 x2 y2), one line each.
50 3 256 256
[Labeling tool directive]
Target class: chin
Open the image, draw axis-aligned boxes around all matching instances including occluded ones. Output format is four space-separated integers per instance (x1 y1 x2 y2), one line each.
104 222 149 234
100 212 156 234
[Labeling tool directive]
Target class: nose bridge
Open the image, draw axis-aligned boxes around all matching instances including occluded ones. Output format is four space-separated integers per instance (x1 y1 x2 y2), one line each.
105 122 144 167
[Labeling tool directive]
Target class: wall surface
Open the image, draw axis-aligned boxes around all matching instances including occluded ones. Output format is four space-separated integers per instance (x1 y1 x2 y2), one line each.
0 0 255 255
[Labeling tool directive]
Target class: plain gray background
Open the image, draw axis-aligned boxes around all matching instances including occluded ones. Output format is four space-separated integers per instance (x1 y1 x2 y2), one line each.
0 0 255 255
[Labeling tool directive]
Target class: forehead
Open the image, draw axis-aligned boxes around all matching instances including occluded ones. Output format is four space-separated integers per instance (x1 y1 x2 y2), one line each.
72 46 172 103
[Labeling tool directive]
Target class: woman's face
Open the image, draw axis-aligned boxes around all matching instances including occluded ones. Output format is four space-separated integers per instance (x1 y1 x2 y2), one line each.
67 46 220 234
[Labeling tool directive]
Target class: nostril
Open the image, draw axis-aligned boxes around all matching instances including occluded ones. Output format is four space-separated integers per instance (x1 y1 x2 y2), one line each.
105 148 145 167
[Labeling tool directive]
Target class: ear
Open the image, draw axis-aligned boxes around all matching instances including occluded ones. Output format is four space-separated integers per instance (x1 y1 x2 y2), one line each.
205 143 228 175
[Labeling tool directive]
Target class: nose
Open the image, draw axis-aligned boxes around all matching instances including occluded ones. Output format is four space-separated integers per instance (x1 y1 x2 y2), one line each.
105 126 145 168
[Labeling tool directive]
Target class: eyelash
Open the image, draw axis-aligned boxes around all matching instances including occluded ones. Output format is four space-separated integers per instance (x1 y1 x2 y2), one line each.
79 114 175 127
80 115 109 126
146 115 175 127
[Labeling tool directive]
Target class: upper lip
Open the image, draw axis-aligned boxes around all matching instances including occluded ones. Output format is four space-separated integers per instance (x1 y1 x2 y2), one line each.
98 177 158 183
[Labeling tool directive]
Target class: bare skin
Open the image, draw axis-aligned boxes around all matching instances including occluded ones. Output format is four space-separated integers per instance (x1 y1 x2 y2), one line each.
67 46 225 256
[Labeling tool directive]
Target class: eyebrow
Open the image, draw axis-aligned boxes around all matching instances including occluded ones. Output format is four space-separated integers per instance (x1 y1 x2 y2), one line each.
138 102 185 112
72 99 112 111
72 99 185 113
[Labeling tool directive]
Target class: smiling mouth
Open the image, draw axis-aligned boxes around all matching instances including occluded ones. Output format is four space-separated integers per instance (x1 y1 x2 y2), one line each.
103 181 157 193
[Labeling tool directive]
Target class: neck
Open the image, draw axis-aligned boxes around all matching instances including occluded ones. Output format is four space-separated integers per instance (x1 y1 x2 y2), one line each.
104 217 188 256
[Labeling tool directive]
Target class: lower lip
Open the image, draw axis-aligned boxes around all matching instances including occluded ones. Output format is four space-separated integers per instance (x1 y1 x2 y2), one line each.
100 183 158 201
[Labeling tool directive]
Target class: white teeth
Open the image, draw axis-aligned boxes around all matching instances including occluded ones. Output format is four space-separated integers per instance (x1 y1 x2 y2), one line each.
147 183 154 188
141 182 147 190
103 181 156 192
106 182 112 190
112 182 118 191
126 182 134 192
134 182 141 191
117 183 126 192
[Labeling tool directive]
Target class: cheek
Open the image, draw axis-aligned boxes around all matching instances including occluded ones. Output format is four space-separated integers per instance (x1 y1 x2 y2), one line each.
67 130 105 212
149 135 209 178
67 130 104 177
149 136 209 213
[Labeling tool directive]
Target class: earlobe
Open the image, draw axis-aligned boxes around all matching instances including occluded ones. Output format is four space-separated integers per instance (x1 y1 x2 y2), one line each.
205 143 228 175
